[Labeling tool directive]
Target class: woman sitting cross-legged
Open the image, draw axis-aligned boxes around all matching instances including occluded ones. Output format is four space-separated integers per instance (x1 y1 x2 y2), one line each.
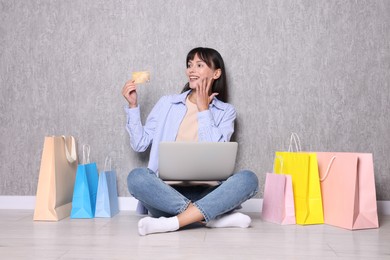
122 47 259 236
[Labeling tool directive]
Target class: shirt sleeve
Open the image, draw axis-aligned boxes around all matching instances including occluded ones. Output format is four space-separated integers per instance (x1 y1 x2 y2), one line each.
197 104 236 142
124 96 166 152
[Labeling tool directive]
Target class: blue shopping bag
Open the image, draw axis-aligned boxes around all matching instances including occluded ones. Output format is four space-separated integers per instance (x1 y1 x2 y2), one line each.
71 145 99 219
95 157 119 218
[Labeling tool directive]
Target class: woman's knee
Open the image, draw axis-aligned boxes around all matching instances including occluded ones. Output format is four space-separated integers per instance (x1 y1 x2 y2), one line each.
127 167 152 194
234 170 259 193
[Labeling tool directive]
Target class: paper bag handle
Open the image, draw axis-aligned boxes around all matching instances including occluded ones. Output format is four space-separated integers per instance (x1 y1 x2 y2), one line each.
62 136 77 163
288 132 302 152
320 156 336 182
82 144 91 164
274 155 284 173
104 156 112 171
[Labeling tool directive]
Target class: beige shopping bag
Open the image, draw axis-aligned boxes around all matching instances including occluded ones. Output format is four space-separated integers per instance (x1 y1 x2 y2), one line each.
33 136 78 221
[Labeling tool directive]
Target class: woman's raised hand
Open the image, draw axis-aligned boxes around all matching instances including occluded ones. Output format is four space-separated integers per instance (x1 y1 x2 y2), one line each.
196 78 218 111
122 80 138 108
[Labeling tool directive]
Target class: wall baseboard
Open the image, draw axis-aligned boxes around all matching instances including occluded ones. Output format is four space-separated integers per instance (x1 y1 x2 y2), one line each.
1 196 390 215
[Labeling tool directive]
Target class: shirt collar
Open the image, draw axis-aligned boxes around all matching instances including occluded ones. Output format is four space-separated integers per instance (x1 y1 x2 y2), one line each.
171 90 191 104
170 89 227 110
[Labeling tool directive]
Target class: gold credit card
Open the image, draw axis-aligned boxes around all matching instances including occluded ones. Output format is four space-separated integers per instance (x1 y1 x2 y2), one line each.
132 71 150 84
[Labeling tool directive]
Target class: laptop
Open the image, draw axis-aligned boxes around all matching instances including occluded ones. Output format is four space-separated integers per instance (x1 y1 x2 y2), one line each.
158 142 238 181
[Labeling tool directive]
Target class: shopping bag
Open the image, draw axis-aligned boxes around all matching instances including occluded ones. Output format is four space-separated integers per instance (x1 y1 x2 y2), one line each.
316 152 379 230
274 133 324 225
262 169 296 225
34 136 78 221
95 157 120 218
70 145 99 218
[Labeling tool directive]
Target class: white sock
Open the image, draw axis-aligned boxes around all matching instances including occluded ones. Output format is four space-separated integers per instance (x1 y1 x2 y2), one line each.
138 216 180 236
206 212 252 228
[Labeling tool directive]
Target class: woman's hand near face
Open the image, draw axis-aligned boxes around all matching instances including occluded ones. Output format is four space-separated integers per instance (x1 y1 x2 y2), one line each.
196 78 218 111
122 80 138 108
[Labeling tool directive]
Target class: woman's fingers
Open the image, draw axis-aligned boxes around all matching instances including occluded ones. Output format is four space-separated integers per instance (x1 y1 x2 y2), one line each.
122 80 135 95
122 80 138 107
205 77 213 93
209 92 219 103
198 78 209 95
199 78 217 101
195 78 215 111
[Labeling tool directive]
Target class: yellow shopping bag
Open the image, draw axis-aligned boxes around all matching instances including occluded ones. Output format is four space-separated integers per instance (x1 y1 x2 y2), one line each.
273 134 324 225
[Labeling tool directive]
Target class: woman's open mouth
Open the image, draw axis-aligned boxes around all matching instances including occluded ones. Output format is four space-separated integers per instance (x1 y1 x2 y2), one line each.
189 76 200 82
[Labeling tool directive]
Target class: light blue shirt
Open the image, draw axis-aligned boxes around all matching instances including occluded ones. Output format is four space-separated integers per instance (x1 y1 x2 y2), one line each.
124 89 236 174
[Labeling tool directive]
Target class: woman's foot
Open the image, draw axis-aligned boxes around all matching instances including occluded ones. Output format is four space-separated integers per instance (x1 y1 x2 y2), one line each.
206 212 252 228
138 216 179 236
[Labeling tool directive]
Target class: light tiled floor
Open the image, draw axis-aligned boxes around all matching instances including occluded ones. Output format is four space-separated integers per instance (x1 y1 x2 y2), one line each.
0 210 389 259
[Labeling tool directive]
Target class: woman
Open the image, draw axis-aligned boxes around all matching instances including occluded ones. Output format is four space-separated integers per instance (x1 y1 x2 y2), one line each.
122 47 258 236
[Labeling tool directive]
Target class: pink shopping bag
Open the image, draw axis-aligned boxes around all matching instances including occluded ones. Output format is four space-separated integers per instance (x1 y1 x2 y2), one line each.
316 152 379 230
262 173 296 225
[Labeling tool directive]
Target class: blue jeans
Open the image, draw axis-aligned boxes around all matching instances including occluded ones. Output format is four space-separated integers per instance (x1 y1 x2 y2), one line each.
127 168 259 222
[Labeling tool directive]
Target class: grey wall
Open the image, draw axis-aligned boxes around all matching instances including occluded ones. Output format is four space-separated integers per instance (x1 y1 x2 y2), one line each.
1 0 389 200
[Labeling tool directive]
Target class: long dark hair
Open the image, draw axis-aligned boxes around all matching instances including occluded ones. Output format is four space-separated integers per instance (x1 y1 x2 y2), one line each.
181 47 228 102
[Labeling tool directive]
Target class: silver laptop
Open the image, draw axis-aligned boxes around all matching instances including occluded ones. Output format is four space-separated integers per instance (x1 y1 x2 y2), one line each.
158 142 238 181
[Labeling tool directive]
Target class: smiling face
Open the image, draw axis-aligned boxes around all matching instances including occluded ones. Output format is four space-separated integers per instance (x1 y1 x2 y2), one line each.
186 53 221 90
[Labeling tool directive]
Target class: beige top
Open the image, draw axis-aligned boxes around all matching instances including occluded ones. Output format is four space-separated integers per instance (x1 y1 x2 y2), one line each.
176 96 198 142
174 97 218 186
